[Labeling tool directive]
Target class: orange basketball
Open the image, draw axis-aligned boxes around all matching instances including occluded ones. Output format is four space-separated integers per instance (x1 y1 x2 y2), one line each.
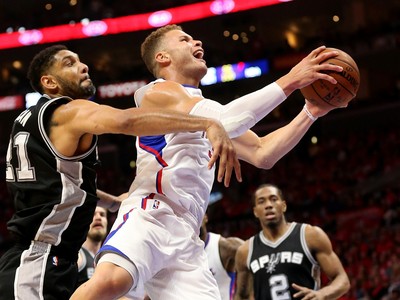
300 48 360 108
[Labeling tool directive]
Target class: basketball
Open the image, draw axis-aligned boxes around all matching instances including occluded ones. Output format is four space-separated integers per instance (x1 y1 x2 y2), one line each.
300 47 360 108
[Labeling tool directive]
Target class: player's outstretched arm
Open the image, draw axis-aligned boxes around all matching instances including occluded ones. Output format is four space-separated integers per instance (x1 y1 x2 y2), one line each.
232 105 315 169
51 99 241 186
191 46 343 139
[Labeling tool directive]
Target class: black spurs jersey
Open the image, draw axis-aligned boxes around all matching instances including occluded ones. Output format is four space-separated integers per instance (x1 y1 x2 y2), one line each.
5 95 99 258
76 247 95 288
248 223 320 300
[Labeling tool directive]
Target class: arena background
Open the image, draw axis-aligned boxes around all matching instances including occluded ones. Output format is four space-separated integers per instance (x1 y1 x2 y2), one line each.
0 1 399 298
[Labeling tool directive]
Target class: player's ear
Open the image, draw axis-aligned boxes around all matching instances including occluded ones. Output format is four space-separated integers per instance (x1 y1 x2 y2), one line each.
282 201 287 212
155 51 170 63
41 75 58 90
253 206 259 218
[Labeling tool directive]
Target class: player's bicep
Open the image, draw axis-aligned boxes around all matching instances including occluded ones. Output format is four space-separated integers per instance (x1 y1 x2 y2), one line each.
58 100 128 136
307 225 345 280
319 251 347 281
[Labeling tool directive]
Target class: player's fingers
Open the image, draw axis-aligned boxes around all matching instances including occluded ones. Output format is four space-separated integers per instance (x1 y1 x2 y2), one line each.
208 144 220 169
223 143 241 187
234 157 242 183
314 48 339 63
292 283 305 298
316 71 340 84
292 283 304 290
223 159 233 187
318 62 343 73
217 147 228 184
308 45 327 58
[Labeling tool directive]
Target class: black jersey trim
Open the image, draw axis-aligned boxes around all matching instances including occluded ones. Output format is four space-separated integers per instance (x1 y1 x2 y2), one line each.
37 96 98 161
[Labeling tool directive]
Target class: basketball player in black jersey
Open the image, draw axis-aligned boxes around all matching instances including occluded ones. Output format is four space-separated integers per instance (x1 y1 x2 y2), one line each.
75 206 109 289
0 44 240 300
235 184 350 300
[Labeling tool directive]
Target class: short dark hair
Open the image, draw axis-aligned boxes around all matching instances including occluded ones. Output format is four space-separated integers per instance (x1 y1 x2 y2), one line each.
141 24 182 78
27 45 68 93
252 183 284 206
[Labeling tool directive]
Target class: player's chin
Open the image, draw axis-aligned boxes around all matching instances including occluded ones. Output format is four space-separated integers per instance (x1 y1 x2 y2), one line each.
264 218 279 226
81 84 96 97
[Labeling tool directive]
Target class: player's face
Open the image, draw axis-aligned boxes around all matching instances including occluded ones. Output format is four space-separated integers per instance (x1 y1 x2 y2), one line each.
162 30 208 80
87 206 108 242
253 186 287 228
48 50 96 99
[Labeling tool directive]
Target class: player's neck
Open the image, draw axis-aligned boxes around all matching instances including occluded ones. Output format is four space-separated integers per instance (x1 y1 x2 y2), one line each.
262 222 291 242
160 69 201 87
82 239 102 256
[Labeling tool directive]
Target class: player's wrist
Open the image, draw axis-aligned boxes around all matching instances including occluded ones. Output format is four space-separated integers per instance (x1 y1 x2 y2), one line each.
206 119 222 132
303 104 318 122
275 75 298 97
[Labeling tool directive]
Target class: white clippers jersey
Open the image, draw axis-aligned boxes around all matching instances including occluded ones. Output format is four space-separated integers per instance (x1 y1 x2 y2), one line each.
205 232 236 300
130 79 215 232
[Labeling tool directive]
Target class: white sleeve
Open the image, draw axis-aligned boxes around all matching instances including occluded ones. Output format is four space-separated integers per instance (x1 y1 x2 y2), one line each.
191 82 286 138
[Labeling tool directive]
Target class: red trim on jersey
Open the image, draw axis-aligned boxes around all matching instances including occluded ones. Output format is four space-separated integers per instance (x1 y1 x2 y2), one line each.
156 170 163 195
141 193 155 209
138 140 168 167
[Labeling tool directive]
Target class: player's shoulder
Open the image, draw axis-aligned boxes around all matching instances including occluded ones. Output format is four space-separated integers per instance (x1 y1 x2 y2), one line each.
303 223 325 237
237 237 252 254
220 235 244 252
224 236 245 247
303 223 331 251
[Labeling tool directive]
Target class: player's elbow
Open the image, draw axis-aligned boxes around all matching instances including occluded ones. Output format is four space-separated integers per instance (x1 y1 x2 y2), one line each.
341 274 351 295
333 273 351 298
254 157 276 170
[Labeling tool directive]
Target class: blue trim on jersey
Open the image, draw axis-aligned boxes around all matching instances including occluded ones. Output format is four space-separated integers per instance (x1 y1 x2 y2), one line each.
98 245 130 261
102 208 135 245
138 135 168 167
228 271 236 300
182 84 197 88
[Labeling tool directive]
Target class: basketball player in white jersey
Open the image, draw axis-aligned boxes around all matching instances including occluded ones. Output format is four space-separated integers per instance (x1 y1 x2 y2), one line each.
201 214 244 300
72 25 345 300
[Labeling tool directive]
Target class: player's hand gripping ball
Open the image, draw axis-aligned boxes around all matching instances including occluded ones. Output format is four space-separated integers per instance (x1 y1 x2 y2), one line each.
301 47 360 108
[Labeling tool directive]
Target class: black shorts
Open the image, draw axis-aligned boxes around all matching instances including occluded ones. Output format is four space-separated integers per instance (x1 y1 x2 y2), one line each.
0 242 78 300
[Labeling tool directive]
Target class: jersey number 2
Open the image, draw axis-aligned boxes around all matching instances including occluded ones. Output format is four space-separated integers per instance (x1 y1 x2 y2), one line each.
270 274 291 300
6 133 36 181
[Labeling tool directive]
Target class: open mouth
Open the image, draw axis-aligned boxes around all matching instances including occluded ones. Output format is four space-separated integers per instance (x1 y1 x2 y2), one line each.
193 49 204 60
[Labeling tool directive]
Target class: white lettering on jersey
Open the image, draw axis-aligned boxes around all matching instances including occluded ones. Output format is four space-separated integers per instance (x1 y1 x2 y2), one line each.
250 251 304 273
